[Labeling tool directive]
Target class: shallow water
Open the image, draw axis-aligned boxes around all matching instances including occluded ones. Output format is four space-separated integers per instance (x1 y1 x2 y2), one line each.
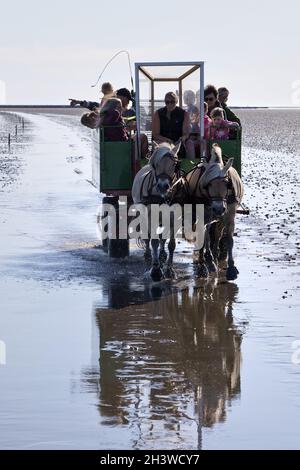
0 110 299 449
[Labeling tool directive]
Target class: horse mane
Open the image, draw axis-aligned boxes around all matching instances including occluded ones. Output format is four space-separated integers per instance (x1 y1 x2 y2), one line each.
199 162 224 189
198 144 225 187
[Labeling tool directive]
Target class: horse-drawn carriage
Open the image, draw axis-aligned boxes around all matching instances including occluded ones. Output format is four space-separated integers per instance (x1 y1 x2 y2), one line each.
92 61 243 262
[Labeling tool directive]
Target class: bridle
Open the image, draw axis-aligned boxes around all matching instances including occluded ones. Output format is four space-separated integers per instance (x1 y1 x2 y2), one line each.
140 152 180 203
152 152 180 184
203 176 230 203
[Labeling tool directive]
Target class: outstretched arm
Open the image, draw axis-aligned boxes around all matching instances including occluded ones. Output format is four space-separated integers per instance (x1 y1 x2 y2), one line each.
69 99 100 111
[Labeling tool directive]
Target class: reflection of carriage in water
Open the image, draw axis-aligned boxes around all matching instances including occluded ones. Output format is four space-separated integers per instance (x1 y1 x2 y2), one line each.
92 61 244 278
83 280 243 448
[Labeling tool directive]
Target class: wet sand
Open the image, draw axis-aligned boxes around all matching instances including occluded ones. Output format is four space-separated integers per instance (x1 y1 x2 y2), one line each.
0 109 299 449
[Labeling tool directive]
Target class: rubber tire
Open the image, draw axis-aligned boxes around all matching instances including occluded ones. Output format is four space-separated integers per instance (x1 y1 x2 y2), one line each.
104 196 129 258
108 238 129 258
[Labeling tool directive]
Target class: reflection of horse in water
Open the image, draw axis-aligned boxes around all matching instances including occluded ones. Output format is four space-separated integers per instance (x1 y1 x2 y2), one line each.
88 279 243 449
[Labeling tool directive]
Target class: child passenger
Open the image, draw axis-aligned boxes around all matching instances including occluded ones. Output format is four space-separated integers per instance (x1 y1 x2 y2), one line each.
99 82 115 108
191 102 212 139
209 107 239 140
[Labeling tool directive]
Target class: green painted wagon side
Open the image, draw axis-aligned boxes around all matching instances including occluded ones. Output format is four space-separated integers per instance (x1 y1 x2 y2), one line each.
207 129 242 176
92 128 133 193
171 131 242 176
92 129 242 193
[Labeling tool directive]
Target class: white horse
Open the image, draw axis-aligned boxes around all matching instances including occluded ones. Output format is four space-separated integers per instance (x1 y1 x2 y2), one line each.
184 143 244 280
132 141 181 281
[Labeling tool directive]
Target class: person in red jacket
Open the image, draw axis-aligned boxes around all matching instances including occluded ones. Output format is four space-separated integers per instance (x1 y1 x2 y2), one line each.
99 98 128 142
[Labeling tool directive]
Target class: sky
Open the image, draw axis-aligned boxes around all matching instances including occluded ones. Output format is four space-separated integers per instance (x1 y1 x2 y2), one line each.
0 0 299 106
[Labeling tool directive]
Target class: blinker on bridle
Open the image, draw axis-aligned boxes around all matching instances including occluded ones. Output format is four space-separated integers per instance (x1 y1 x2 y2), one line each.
203 176 230 202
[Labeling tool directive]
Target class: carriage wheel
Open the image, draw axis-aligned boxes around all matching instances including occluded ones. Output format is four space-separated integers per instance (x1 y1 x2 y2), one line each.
102 236 109 254
108 238 129 258
102 196 129 258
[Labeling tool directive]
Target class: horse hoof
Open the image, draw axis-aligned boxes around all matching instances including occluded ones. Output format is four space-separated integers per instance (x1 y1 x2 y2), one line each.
164 265 177 279
150 265 164 282
196 264 209 278
159 250 168 264
226 265 239 281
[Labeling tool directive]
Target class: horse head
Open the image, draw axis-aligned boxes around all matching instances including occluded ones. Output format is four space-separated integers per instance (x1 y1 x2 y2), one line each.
150 141 181 198
200 144 234 217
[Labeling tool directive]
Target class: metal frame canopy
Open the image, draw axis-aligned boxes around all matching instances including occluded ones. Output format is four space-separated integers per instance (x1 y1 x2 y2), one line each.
134 61 205 159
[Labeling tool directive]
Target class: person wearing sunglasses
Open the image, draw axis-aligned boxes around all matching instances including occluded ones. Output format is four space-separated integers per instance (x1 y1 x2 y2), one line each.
152 92 190 149
204 84 222 118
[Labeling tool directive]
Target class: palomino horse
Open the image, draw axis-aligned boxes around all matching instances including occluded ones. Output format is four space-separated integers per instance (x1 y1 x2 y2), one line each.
132 141 181 281
185 143 243 280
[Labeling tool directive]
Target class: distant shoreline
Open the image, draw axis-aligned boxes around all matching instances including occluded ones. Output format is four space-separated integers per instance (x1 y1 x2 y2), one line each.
1 105 299 116
1 105 300 109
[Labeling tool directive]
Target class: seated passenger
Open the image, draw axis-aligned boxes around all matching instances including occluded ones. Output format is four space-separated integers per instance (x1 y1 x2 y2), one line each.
183 90 199 116
116 88 135 119
217 87 241 125
116 88 148 158
99 98 128 142
187 102 212 159
204 84 222 117
191 102 212 138
152 92 190 146
99 82 115 108
152 92 193 158
209 107 240 140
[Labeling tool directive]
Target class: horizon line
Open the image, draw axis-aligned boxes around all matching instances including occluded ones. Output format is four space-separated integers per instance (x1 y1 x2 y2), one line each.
0 104 300 109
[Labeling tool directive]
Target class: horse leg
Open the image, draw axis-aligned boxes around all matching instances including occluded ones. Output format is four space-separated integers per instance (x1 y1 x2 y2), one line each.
159 238 168 264
150 238 164 282
225 208 239 281
218 230 228 261
144 239 152 264
195 247 209 278
164 236 177 279
195 224 209 278
204 225 218 273
211 221 225 261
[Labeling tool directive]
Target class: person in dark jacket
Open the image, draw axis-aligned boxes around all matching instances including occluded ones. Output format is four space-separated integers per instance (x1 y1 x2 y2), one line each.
152 92 190 144
218 87 241 125
152 92 194 157
116 88 135 118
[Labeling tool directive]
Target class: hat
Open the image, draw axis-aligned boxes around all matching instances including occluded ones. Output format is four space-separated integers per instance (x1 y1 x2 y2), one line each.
116 88 132 101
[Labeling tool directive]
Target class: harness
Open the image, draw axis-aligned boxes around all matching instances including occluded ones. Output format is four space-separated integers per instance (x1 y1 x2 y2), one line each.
168 164 236 206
